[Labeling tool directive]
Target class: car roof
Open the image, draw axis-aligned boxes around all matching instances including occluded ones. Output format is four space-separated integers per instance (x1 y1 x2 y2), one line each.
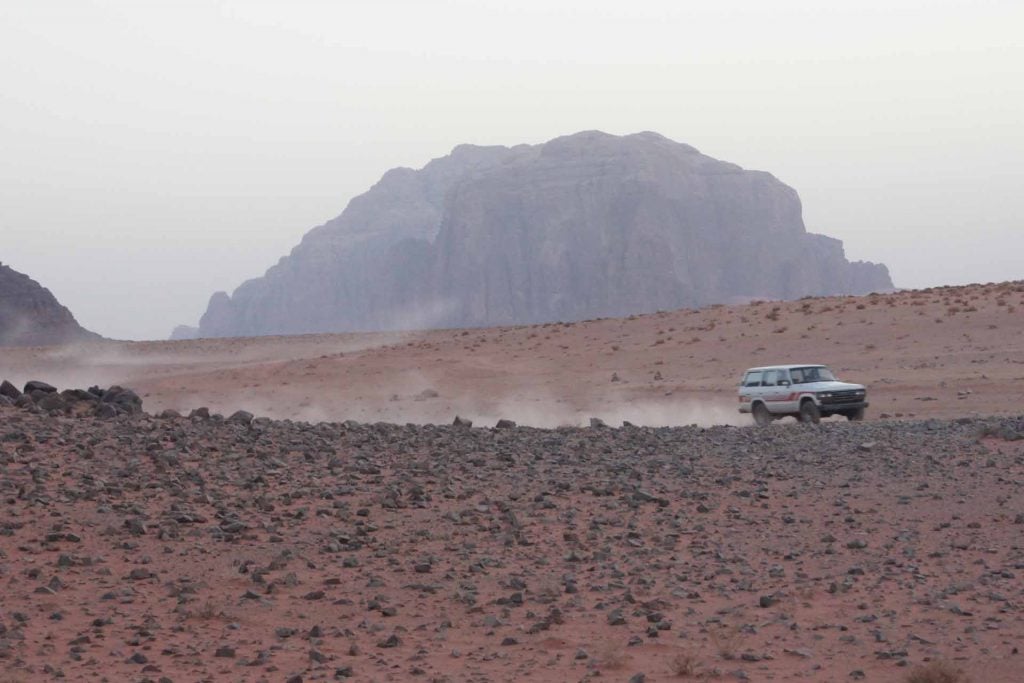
743 364 826 372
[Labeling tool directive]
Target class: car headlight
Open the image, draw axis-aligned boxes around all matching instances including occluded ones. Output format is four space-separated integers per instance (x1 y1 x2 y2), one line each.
818 392 833 399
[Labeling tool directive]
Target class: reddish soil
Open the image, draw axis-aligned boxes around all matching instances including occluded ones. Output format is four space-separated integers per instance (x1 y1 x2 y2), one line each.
2 281 1023 683
3 281 1023 428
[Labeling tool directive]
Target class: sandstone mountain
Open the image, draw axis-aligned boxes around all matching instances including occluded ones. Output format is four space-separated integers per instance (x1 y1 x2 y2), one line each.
196 131 892 337
0 262 100 346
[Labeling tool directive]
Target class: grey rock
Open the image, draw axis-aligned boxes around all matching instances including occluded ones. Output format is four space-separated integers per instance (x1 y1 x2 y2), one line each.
37 393 66 412
24 380 57 394
101 386 143 414
227 410 254 425
607 608 626 626
377 634 401 648
93 403 118 419
0 380 20 399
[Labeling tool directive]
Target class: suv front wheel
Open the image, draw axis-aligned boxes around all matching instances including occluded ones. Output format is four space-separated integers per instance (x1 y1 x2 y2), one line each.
799 400 821 424
752 403 771 426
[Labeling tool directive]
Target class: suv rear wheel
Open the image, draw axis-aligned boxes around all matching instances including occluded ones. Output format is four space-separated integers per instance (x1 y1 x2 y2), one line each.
799 400 821 424
752 403 771 426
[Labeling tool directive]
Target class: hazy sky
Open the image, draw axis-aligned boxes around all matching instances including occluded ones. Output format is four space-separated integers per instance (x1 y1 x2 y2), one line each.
2 0 1021 340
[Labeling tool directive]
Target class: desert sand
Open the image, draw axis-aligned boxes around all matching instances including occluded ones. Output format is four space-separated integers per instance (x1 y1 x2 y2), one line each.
3 281 1023 427
2 281 1023 682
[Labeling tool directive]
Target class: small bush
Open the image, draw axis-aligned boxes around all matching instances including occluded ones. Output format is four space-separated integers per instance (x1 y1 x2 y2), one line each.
903 660 971 683
597 642 628 670
709 624 742 660
670 650 700 677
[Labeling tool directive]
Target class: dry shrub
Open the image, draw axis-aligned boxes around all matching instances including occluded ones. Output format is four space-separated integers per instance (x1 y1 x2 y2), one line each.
597 641 628 670
709 623 743 660
188 597 230 621
670 650 701 677
903 660 971 683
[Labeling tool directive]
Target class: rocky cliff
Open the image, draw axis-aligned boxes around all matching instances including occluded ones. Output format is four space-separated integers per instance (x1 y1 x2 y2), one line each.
0 263 100 346
196 131 893 337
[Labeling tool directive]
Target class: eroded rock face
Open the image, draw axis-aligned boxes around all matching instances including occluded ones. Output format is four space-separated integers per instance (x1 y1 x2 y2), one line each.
169 325 199 341
0 263 100 346
197 131 893 337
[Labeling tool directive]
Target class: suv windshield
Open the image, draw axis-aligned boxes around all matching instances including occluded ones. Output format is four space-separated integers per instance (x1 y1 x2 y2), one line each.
790 366 837 384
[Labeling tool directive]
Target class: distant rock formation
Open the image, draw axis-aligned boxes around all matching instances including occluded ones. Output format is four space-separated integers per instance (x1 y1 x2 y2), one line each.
196 131 893 337
169 325 200 341
0 263 100 346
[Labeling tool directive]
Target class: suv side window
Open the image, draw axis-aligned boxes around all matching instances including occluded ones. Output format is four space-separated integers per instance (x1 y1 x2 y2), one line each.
743 371 763 387
762 370 778 386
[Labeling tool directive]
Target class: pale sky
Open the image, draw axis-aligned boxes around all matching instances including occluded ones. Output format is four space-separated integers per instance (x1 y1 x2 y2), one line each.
1 0 1021 340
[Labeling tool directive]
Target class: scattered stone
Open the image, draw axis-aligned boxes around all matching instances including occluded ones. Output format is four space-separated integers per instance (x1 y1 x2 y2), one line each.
227 410 254 425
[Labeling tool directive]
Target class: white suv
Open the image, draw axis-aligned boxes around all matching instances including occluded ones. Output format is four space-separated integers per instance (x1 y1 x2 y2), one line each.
738 364 868 425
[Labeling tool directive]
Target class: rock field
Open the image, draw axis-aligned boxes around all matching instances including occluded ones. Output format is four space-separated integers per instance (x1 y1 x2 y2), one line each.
1 382 1022 682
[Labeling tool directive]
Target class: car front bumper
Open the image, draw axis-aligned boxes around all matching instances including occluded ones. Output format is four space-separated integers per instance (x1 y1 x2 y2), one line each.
819 400 869 412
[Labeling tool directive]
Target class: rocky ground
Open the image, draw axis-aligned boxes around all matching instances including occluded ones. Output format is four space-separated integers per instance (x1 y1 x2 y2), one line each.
1 386 1022 682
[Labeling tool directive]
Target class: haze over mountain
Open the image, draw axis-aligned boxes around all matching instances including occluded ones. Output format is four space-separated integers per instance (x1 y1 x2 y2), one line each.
0 262 100 346
194 131 892 338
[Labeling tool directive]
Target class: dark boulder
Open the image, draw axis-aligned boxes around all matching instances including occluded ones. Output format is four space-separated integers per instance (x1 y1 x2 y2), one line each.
93 403 118 419
0 380 20 399
61 388 97 402
24 380 57 394
37 393 66 412
101 386 143 414
227 410 254 425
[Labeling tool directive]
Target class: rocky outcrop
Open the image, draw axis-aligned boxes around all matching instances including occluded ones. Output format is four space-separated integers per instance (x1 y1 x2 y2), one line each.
169 325 200 341
196 131 893 337
0 379 142 416
0 263 100 346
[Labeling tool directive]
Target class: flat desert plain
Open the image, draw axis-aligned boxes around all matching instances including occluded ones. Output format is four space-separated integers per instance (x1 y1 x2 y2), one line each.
1 281 1023 683
4 281 1024 426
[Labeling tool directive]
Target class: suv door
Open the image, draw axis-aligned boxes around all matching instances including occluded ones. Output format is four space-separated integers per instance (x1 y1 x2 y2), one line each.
760 369 786 413
739 370 764 411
